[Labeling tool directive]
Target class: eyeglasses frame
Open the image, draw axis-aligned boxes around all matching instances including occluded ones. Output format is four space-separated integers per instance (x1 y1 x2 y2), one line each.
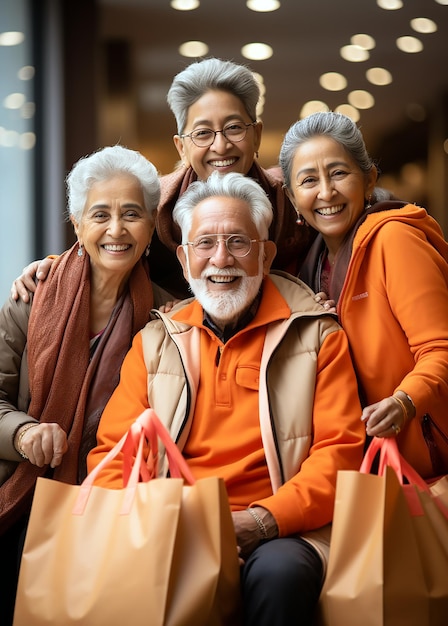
182 233 265 258
179 121 258 148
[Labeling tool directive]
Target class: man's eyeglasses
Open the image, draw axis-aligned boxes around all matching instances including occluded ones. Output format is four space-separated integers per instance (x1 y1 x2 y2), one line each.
179 122 257 148
183 234 265 258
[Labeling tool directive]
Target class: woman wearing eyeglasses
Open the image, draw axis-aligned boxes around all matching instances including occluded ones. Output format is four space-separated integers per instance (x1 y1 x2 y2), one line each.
151 57 316 298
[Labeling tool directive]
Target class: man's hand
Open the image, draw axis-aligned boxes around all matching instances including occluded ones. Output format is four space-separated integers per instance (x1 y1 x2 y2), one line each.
232 506 278 560
14 422 68 468
11 257 54 302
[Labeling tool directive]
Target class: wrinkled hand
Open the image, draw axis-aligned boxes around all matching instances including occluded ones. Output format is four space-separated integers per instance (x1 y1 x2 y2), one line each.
361 395 407 438
15 423 68 468
314 291 337 314
11 257 54 302
232 510 261 561
232 507 278 561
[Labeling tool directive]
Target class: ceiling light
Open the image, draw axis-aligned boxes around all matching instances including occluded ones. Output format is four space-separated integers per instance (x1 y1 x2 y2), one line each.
340 45 370 62
410 18 437 34
319 72 347 91
351 34 376 50
170 0 200 10
348 90 375 109
241 43 273 61
252 72 266 115
0 128 19 147
3 93 26 109
376 0 403 9
254 77 266 96
21 102 35 119
178 41 209 57
246 0 280 11
300 101 329 118
334 104 360 122
18 66 35 80
0 31 25 46
366 67 392 86
396 36 423 53
435 0 448 5
19 132 36 150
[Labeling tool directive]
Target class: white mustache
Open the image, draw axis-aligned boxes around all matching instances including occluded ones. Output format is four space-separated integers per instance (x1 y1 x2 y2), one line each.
201 267 247 279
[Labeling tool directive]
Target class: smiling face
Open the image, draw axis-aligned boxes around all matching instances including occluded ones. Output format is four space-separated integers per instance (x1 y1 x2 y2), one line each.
176 195 276 328
287 135 377 255
72 173 153 284
173 89 263 181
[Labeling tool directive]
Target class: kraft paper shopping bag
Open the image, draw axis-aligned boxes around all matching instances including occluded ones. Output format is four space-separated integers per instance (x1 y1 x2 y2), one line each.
13 409 242 626
316 437 448 626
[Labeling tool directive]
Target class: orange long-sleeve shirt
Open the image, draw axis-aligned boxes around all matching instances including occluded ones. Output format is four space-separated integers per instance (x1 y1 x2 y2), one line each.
88 274 365 537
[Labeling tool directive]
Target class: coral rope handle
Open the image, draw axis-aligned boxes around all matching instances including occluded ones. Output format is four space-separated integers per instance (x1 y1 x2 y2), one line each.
361 437 448 519
361 437 428 489
73 409 195 515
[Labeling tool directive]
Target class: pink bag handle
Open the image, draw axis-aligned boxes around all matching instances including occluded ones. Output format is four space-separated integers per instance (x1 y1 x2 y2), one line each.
73 409 195 515
361 437 448 519
361 437 428 489
121 410 189 484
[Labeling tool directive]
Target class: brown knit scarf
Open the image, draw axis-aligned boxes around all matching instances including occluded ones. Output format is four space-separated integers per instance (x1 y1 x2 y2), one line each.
0 243 153 532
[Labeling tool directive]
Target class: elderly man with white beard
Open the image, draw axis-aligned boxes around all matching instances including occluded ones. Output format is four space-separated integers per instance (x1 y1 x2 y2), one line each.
87 171 365 626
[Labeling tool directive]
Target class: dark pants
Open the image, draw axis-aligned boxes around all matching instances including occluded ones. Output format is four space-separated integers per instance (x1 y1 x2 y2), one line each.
241 536 323 626
0 516 28 626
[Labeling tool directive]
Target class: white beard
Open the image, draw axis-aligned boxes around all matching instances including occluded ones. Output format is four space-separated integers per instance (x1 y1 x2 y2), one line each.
185 252 264 328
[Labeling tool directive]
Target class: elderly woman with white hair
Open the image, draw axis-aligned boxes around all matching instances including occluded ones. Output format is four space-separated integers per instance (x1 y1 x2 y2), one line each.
0 145 172 625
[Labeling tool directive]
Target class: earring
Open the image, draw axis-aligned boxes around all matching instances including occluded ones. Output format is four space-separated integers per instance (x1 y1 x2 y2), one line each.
296 213 305 226
77 244 83 257
364 195 372 210
255 151 259 159
145 244 150 257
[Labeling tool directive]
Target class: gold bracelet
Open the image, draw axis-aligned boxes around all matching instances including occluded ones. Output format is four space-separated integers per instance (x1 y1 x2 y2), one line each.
392 395 408 422
247 507 269 540
16 423 39 459
403 392 416 418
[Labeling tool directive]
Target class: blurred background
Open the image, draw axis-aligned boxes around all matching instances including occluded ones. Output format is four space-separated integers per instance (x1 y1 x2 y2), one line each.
1 0 447 300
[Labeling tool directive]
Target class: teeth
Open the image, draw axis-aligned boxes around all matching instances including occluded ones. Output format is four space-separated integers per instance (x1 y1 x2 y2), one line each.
103 244 130 251
209 158 237 167
317 205 343 216
209 275 236 283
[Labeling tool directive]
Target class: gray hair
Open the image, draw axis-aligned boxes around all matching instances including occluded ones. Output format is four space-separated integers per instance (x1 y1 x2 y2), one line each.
279 111 376 189
66 145 160 223
173 171 273 241
167 57 260 135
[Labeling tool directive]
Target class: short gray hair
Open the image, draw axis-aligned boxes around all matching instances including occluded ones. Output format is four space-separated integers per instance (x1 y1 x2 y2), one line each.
66 145 160 222
167 57 260 135
173 171 273 241
279 111 376 190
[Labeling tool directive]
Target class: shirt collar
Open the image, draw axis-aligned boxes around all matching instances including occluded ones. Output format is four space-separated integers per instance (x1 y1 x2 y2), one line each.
202 289 262 343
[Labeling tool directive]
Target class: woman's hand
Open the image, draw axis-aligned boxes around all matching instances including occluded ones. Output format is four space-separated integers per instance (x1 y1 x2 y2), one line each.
11 257 54 302
361 393 412 438
314 291 337 313
158 299 181 313
14 423 68 468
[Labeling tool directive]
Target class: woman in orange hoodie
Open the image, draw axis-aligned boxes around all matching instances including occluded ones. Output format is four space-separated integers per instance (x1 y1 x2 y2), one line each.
279 111 448 479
